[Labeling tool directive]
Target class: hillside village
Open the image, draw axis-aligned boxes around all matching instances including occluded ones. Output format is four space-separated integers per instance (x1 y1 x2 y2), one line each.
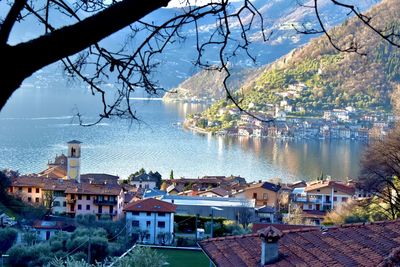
2 140 397 267
185 101 395 140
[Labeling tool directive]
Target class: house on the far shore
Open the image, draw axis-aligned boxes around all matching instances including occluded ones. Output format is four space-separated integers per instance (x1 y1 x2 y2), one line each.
124 198 176 245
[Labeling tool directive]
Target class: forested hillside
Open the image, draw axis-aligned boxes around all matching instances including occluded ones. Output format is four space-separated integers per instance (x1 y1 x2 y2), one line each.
237 0 400 112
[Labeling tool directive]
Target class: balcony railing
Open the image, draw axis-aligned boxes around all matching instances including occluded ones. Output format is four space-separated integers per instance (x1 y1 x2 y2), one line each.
94 199 117 205
95 211 117 216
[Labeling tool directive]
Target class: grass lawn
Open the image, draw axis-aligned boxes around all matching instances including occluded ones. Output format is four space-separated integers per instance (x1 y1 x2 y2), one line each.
154 248 210 267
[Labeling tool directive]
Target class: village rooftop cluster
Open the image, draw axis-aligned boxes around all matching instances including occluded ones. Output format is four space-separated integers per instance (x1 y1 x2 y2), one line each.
4 140 400 266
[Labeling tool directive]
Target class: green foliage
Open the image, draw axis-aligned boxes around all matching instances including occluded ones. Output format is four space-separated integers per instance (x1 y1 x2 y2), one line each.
115 246 166 267
0 227 18 253
169 170 174 180
8 243 52 267
46 257 110 267
76 215 125 240
0 170 11 202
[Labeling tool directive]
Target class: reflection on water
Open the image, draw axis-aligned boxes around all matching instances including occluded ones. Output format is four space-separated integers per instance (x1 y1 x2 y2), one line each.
0 86 365 182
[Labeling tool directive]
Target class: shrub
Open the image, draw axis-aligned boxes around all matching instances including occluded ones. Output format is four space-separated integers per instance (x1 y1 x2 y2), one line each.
116 246 165 267
0 227 18 253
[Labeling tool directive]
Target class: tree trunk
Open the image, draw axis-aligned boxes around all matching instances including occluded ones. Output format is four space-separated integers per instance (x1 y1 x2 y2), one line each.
0 0 170 111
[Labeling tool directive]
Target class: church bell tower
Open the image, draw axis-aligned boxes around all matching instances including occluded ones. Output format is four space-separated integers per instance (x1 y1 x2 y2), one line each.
67 140 81 183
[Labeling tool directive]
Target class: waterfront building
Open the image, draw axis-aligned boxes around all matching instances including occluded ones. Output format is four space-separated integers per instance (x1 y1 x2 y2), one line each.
8 141 125 220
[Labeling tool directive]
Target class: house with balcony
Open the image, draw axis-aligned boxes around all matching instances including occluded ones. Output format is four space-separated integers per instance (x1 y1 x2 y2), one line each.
231 181 281 208
64 181 124 221
290 180 356 224
124 198 176 245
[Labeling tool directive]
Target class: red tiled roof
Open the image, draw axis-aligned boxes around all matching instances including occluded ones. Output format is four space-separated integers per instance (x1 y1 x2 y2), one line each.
32 220 73 230
252 223 318 233
200 220 400 267
11 176 122 195
197 187 230 197
64 182 122 196
301 210 327 219
123 198 176 213
305 180 355 195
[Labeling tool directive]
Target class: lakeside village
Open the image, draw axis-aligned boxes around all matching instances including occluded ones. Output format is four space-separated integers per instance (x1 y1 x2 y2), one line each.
184 101 396 140
1 141 399 266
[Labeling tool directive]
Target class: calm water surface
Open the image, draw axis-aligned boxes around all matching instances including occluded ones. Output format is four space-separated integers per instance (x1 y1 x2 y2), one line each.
0 81 366 182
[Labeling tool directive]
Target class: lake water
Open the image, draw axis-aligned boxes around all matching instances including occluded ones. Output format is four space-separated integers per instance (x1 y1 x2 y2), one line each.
0 79 366 182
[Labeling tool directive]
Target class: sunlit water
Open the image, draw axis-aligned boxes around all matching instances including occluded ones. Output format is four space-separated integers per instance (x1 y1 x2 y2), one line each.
0 81 366 182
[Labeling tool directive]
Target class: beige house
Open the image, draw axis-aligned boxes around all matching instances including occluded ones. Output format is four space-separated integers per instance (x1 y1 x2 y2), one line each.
231 181 281 208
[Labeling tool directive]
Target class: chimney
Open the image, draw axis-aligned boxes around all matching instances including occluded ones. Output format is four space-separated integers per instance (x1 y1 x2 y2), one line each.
258 226 283 265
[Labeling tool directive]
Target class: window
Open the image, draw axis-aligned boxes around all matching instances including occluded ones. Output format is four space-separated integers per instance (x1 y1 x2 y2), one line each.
53 201 60 207
333 196 337 201
86 195 90 201
253 193 257 199
78 195 82 200
35 197 39 203
54 191 65 197
18 187 22 191
146 221 151 227
36 188 40 193
28 187 32 193
157 221 165 228
132 211 140 216
263 193 268 200
146 212 151 216
63 201 66 207
158 212 165 217
342 197 348 202
78 204 82 210
98 195 104 201
86 205 90 210
132 220 139 227
334 190 337 193
28 197 32 202
316 189 320 192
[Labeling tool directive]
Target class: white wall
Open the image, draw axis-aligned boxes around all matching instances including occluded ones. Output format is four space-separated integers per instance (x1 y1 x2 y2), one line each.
126 211 174 244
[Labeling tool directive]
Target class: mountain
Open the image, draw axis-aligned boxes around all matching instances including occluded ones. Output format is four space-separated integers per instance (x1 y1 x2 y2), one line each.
163 67 264 102
201 0 399 117
163 0 380 100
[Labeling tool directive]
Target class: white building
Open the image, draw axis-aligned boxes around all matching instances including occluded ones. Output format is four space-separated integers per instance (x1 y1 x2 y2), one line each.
130 173 159 189
124 198 176 245
32 220 74 241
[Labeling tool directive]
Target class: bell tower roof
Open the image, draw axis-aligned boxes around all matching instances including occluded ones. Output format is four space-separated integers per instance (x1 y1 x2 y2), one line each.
67 140 82 144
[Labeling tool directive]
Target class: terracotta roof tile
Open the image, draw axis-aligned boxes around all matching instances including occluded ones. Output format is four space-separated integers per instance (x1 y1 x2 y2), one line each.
305 181 355 195
200 220 400 267
123 198 176 213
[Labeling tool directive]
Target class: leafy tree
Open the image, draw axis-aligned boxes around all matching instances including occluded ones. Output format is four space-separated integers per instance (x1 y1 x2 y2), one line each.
0 170 12 202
